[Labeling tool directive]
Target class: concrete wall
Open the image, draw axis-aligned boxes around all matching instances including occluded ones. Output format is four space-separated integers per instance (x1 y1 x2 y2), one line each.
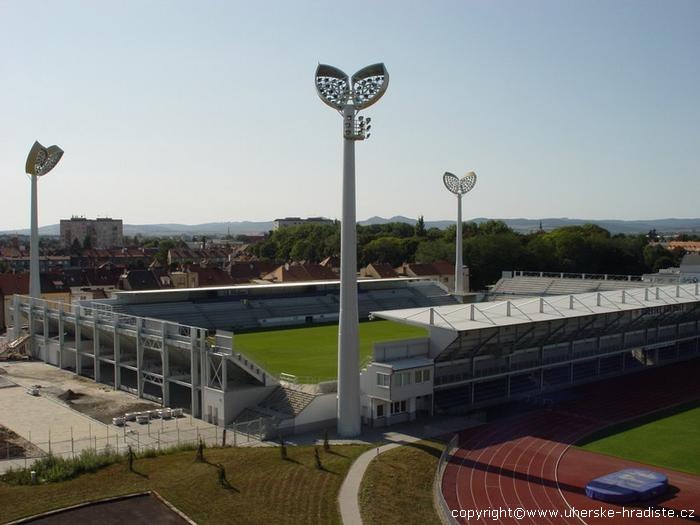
429 327 458 358
223 384 277 423
202 387 225 426
373 337 429 361
289 393 336 435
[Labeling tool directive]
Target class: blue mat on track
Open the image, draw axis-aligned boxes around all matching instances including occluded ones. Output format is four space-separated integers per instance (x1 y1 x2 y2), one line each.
586 469 668 503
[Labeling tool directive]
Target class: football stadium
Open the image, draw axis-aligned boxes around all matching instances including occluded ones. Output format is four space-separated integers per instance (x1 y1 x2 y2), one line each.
8 274 700 441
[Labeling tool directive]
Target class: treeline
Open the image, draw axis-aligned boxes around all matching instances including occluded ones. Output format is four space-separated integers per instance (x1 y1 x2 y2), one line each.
249 220 685 290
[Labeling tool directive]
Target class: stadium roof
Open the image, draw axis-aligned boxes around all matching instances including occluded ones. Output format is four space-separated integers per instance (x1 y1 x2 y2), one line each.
107 277 440 305
371 283 700 333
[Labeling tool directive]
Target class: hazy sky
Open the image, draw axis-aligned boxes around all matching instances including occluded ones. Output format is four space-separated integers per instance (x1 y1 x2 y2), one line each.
1 0 699 230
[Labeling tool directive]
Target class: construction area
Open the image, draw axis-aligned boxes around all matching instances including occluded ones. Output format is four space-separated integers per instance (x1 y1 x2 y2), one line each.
0 361 228 474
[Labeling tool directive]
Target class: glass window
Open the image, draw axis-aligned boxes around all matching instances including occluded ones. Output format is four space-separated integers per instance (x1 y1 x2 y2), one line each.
377 372 390 387
423 369 431 382
415 370 422 383
377 403 384 417
391 400 408 415
394 371 411 387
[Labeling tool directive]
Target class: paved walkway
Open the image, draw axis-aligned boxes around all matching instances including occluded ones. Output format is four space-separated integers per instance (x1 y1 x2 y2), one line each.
336 416 481 525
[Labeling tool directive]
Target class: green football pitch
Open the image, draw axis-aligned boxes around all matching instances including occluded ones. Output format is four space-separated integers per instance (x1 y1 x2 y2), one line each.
233 320 427 381
577 402 700 476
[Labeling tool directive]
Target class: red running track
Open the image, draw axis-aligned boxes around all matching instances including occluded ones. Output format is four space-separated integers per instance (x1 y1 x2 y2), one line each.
442 360 700 524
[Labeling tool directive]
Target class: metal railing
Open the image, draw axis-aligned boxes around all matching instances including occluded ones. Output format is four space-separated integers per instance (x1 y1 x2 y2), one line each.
513 270 643 282
433 433 459 525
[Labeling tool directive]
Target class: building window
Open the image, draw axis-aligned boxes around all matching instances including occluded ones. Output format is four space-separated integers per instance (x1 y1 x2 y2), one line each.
415 370 422 383
376 372 390 387
394 371 412 387
391 400 407 415
376 403 384 417
423 369 431 382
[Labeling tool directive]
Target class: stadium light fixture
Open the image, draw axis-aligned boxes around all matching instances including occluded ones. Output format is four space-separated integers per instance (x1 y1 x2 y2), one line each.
443 171 477 296
25 141 64 298
315 63 388 438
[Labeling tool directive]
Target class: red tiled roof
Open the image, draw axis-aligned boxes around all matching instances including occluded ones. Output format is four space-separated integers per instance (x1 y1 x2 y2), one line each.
0 273 29 295
263 263 336 283
368 262 398 278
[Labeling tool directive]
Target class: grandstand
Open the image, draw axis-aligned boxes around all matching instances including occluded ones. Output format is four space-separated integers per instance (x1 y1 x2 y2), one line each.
104 278 456 332
488 270 650 300
12 275 698 435
369 283 700 422
7 277 457 434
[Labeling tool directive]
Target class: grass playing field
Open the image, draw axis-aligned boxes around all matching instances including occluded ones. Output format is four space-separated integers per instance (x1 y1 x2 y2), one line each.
234 320 427 380
577 401 700 476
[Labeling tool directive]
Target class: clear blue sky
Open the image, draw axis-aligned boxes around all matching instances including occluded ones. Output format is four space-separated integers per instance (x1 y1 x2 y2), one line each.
1 0 698 230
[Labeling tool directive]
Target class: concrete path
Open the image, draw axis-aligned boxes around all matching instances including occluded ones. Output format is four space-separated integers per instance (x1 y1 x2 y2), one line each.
337 416 480 525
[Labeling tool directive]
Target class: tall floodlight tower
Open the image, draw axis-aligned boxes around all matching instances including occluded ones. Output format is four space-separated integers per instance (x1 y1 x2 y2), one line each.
443 171 477 296
315 63 389 437
25 141 64 298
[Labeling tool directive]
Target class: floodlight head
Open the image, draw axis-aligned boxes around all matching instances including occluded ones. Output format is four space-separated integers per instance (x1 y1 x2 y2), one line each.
443 171 477 195
316 63 389 111
351 63 389 109
315 64 350 110
25 141 64 177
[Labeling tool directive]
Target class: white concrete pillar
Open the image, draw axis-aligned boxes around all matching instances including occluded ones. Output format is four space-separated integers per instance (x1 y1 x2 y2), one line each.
136 318 143 397
113 321 121 390
161 325 170 406
94 321 101 383
337 104 361 438
29 174 41 299
454 193 463 294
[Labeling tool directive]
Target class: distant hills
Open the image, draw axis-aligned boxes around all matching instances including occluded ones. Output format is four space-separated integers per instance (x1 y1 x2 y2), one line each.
3 217 700 237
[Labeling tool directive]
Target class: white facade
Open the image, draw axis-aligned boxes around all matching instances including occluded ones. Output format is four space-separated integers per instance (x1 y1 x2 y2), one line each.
272 217 334 230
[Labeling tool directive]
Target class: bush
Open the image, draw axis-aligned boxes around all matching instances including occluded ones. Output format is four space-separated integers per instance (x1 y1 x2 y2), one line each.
1 442 201 485
2 448 122 485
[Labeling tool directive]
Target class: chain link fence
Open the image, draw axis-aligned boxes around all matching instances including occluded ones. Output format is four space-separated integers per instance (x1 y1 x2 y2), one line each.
1 416 279 471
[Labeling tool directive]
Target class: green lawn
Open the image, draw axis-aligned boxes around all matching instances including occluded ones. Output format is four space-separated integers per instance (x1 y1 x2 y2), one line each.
360 439 444 525
234 320 427 380
577 402 700 475
0 444 369 525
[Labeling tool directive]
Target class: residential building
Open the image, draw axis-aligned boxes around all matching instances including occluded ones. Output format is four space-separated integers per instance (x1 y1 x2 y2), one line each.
262 262 337 283
395 261 469 293
272 217 334 230
60 217 124 249
361 262 399 279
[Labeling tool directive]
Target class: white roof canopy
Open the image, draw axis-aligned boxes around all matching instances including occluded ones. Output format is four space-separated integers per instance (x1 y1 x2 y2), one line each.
372 283 700 333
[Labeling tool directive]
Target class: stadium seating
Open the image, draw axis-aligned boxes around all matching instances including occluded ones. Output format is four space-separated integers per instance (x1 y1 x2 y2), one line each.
107 280 459 332
489 275 651 300
232 386 317 424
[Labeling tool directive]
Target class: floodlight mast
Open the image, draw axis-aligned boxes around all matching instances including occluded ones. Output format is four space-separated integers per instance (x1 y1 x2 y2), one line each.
443 171 477 296
315 63 388 438
25 141 64 299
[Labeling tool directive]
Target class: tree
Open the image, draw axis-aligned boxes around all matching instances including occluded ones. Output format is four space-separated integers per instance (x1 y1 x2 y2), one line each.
279 436 287 460
195 438 205 462
156 239 176 265
361 237 404 267
70 238 82 254
314 446 323 470
414 216 426 237
415 240 453 263
82 235 93 249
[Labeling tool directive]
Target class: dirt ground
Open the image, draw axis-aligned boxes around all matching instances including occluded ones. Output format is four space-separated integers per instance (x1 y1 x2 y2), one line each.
0 362 162 424
0 424 44 459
